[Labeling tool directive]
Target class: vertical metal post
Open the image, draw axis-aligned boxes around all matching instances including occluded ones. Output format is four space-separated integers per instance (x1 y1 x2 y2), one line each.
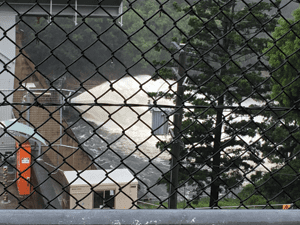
169 50 186 209
1 166 10 204
184 185 186 208
58 78 65 170
53 94 63 173
26 92 30 125
60 94 62 146
37 142 42 161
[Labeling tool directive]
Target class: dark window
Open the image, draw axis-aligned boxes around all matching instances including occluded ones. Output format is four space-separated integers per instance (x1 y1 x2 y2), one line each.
105 190 115 208
93 191 104 208
93 190 115 209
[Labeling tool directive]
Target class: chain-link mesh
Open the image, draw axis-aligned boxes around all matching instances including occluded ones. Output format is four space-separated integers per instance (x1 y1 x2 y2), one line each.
0 0 300 210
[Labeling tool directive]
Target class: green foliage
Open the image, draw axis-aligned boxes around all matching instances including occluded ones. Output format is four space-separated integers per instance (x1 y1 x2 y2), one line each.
254 110 300 164
217 198 241 208
20 0 190 82
21 16 123 82
155 0 281 207
238 168 300 207
256 6 300 205
264 7 300 120
138 192 282 209
257 160 300 204
238 184 269 206
121 1 189 68
250 105 300 206
136 197 241 209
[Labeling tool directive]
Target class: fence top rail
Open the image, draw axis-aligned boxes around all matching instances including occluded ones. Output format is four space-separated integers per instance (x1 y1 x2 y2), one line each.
0 209 300 225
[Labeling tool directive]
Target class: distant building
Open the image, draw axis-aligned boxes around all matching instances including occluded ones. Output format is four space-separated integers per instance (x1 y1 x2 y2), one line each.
64 169 138 209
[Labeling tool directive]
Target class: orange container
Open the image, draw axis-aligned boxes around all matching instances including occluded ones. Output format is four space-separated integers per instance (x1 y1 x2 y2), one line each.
16 141 32 195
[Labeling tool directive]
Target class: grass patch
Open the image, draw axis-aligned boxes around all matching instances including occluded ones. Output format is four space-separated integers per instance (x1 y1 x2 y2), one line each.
137 196 281 209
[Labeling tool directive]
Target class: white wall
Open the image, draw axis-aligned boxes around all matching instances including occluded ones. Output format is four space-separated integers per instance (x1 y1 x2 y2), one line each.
0 13 16 147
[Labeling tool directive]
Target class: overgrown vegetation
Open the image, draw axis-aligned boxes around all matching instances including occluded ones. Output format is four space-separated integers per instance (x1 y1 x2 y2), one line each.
137 194 282 209
20 0 189 86
154 0 282 207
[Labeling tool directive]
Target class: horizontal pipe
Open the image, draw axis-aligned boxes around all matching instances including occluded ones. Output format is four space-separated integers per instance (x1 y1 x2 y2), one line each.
0 210 299 225
0 3 121 17
0 89 77 92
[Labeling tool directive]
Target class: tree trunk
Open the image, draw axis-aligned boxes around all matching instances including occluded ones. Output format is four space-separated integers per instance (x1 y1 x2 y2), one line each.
209 2 233 207
209 96 224 207
169 50 186 209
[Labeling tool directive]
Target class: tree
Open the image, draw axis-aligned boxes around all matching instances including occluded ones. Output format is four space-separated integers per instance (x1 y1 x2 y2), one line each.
121 0 189 70
248 7 300 206
154 0 281 207
20 0 189 83
265 7 300 119
237 183 273 206
238 108 300 206
20 16 128 84
258 159 300 205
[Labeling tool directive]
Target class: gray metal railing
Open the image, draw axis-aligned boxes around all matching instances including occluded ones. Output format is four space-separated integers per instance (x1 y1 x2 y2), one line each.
1 209 300 225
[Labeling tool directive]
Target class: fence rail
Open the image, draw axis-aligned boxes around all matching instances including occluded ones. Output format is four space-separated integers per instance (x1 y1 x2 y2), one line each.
1 209 300 225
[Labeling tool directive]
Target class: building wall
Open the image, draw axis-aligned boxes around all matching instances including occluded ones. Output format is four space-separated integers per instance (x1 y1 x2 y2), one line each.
0 26 100 209
116 182 138 209
13 26 96 172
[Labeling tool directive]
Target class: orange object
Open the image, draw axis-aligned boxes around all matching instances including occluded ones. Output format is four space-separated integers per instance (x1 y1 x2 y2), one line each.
16 141 32 195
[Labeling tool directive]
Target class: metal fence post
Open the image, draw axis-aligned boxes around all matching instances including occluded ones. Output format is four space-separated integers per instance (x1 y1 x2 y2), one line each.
169 49 186 209
26 92 30 125
1 166 10 204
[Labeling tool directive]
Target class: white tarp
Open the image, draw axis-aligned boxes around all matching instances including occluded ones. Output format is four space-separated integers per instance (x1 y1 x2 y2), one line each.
71 75 176 160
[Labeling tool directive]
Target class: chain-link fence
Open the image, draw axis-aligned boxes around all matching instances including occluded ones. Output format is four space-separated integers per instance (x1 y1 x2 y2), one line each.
1 0 300 214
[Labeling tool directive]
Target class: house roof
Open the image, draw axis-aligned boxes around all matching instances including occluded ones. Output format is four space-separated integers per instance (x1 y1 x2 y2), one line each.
64 169 138 186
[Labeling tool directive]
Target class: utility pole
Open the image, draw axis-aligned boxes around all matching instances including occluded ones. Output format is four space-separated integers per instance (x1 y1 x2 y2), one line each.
169 43 186 209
